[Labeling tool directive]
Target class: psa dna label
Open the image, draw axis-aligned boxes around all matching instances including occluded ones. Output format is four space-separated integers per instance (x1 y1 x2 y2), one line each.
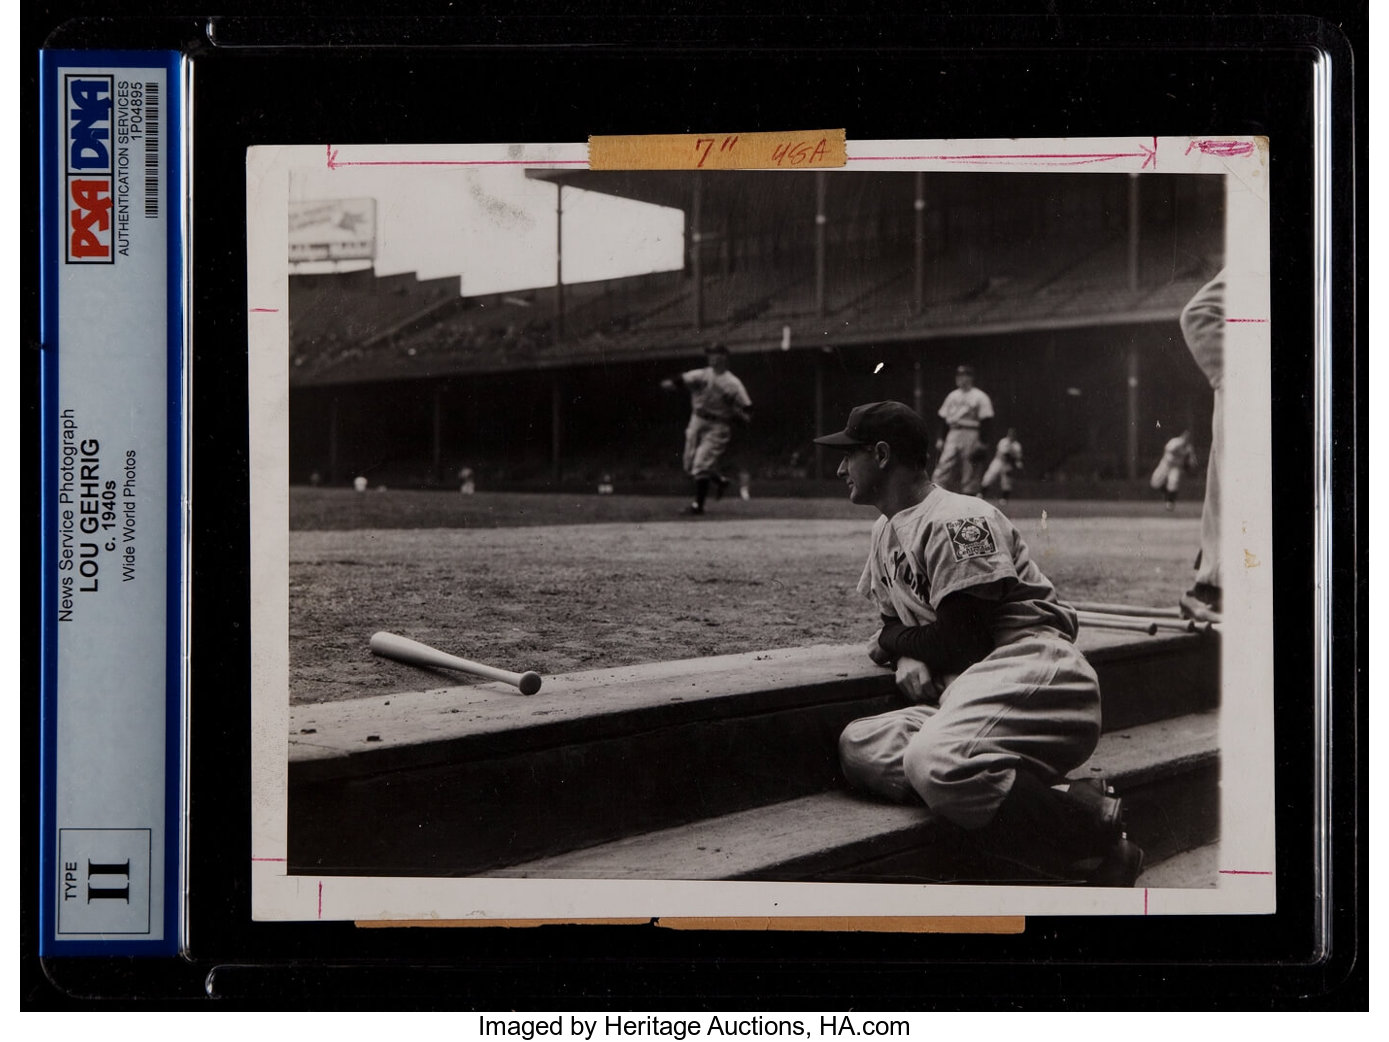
64 72 162 264
65 74 114 263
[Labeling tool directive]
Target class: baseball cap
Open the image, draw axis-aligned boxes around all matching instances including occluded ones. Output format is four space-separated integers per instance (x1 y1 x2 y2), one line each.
813 401 934 457
955 364 975 376
706 342 730 356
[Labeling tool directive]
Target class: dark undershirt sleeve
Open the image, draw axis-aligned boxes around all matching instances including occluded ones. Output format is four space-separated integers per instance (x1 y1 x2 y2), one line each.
876 591 997 675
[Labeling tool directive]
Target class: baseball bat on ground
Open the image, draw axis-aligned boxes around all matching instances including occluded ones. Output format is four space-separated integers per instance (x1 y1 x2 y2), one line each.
1070 601 1184 619
369 631 543 695
1075 612 1158 635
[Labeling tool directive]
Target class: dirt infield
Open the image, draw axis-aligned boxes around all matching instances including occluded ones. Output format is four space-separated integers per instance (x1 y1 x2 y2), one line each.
288 490 1203 705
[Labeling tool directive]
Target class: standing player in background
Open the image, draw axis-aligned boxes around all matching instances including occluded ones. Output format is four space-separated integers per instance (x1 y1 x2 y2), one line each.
813 401 1142 886
1149 430 1198 512
981 428 1024 505
661 343 752 516
1177 270 1225 622
932 365 994 495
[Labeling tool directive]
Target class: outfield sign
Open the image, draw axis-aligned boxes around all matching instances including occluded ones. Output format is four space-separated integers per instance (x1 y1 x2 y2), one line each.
288 197 377 262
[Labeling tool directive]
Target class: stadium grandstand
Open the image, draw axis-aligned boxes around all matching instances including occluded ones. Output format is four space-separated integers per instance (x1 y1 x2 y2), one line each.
288 171 1222 493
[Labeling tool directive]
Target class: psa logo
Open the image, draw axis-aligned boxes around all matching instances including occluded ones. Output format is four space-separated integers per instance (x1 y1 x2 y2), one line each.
64 75 114 264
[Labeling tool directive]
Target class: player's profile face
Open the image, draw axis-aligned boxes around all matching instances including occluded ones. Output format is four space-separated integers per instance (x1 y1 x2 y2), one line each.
837 445 881 505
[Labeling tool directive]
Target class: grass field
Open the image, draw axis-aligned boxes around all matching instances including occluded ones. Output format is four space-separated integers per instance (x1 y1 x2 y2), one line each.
288 489 1202 705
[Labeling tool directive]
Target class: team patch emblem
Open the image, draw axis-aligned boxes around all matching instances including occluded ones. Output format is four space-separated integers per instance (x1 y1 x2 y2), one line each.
946 517 998 561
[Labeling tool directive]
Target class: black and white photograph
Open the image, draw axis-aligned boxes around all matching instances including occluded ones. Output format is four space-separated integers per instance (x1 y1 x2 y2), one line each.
247 138 1274 921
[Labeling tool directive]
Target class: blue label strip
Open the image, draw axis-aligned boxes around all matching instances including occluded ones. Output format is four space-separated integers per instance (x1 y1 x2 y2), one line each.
39 48 185 957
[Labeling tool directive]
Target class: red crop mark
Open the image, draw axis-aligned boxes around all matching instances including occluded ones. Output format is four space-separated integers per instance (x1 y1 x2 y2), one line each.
318 881 323 919
326 143 585 170
1144 888 1149 915
249 307 279 313
251 857 285 862
851 144 1160 170
1226 318 1268 323
1185 139 1256 158
1219 870 1273 875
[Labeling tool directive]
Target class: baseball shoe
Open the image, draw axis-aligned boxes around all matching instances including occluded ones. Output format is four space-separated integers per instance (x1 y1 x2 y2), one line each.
713 474 731 500
682 503 705 516
972 770 1144 887
1075 834 1146 888
1059 777 1125 837
1055 777 1143 885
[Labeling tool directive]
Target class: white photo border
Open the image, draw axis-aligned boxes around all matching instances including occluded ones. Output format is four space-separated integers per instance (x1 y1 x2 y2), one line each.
247 137 1274 922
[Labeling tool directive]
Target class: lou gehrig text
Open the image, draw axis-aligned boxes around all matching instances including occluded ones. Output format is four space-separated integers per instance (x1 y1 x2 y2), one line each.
478 1017 910 1041
57 408 140 621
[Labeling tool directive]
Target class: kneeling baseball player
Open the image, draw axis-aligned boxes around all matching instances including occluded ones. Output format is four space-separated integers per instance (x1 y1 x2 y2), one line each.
814 401 1143 886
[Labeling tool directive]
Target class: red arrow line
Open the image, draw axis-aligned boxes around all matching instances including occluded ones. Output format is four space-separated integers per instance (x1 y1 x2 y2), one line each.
327 144 585 170
850 150 1156 168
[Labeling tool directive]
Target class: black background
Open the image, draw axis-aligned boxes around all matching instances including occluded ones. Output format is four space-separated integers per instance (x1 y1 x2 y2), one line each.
21 0 1367 1010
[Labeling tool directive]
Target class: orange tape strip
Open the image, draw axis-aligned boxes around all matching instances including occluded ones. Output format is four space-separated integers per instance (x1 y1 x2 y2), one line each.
589 130 846 171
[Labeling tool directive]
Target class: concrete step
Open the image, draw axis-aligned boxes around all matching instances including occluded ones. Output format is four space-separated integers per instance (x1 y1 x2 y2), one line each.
490 711 1220 883
288 631 1218 877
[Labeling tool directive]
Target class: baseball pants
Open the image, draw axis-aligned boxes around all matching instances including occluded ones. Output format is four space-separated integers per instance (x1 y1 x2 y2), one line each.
1195 390 1222 587
932 428 984 495
837 635 1102 831
683 415 732 479
1150 461 1181 494
981 459 1012 494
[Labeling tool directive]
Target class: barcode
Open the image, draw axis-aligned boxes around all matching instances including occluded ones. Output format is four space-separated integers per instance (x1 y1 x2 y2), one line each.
143 81 160 218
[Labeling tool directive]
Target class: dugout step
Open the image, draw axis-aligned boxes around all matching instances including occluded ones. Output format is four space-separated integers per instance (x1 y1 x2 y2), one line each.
489 710 1220 883
287 631 1217 877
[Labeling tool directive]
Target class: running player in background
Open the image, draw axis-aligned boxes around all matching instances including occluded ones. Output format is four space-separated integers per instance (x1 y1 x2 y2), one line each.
981 428 1024 505
932 365 994 495
661 343 752 516
813 400 1142 886
1149 430 1198 512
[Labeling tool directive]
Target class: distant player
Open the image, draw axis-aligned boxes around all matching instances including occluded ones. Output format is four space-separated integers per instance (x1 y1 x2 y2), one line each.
980 428 1024 505
1149 430 1198 511
1178 271 1225 622
661 343 752 516
932 365 994 495
813 400 1142 886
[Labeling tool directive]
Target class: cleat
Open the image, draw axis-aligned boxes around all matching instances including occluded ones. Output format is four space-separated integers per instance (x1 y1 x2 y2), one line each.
1060 777 1125 836
1080 836 1145 888
713 474 731 500
682 503 705 516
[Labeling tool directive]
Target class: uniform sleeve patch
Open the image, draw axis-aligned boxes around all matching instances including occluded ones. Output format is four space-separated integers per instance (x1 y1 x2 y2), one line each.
945 517 998 561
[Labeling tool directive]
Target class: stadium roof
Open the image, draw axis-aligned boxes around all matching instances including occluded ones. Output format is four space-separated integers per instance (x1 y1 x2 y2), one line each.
527 169 924 232
289 172 1223 387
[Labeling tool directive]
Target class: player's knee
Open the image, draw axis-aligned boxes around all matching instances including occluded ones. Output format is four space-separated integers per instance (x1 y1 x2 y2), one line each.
837 719 882 789
901 736 970 811
837 719 913 800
